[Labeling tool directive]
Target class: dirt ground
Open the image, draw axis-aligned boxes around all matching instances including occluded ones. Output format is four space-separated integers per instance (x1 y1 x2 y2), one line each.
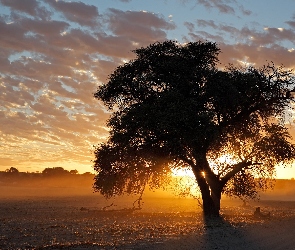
1 188 295 249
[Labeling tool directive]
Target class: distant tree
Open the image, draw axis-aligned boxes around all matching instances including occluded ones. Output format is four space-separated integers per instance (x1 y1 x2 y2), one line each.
93 40 295 217
42 167 69 177
2 167 19 182
5 167 19 174
70 169 79 175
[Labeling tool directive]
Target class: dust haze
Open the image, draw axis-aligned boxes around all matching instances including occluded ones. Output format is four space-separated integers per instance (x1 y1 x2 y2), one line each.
1 175 295 249
1 171 295 201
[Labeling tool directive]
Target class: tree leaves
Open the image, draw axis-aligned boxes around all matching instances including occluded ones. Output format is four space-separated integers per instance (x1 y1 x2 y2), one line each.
93 40 295 201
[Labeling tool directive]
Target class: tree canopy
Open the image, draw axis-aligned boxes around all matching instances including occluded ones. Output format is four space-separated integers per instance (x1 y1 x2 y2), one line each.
93 40 295 216
5 167 19 174
42 167 73 176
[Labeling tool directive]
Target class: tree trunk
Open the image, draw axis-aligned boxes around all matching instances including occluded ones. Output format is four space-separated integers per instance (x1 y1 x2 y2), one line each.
192 153 223 217
203 195 220 217
195 172 221 217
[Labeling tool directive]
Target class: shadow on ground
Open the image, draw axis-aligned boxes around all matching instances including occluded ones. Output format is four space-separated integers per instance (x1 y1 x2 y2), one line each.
200 216 261 250
126 215 264 250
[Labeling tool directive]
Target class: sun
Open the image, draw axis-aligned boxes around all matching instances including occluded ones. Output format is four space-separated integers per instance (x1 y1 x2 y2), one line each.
171 154 238 179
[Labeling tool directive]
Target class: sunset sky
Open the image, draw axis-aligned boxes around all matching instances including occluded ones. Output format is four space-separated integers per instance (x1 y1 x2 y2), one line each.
1 0 295 178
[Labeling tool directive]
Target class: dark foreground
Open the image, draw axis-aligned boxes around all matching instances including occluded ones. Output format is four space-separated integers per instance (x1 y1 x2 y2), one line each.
1 194 295 249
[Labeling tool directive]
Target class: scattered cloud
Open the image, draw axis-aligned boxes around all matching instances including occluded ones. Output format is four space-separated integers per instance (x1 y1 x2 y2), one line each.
45 0 100 27
1 0 39 17
107 8 176 44
196 0 252 16
197 0 235 15
0 1 178 171
0 0 294 173
186 18 295 67
1 0 51 20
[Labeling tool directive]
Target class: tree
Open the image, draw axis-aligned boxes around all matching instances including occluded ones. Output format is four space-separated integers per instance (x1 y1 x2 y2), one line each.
5 167 19 174
93 40 295 217
42 167 69 177
4 167 19 179
70 169 79 175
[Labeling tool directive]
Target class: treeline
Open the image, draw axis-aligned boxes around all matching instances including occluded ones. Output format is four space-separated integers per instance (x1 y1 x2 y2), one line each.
0 167 94 187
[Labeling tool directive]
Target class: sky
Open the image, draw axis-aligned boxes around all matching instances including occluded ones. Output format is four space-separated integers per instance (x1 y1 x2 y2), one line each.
1 0 295 178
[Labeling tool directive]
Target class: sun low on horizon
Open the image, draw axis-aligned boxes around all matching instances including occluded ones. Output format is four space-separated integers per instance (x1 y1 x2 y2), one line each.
1 0 295 179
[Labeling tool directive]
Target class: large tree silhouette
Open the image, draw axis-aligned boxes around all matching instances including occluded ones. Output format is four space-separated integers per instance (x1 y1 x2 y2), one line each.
93 41 295 216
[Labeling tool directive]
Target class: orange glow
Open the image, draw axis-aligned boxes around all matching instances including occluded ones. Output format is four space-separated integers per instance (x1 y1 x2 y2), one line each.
171 167 200 197
172 167 195 177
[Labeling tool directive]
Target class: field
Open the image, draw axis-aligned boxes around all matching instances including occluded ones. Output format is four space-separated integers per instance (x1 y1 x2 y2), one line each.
1 187 295 250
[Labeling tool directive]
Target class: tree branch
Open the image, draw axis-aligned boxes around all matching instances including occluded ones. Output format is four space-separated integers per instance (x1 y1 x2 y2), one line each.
220 161 254 187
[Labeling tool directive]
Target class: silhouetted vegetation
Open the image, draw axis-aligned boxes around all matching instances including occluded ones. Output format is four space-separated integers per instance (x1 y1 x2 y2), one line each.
0 167 94 187
93 40 295 217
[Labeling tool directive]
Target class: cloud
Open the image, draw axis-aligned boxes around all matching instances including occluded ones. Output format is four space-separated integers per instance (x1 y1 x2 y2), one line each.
196 0 252 16
45 0 100 27
185 19 295 68
194 18 295 47
21 18 69 36
107 8 176 44
286 21 295 29
0 157 18 167
184 22 195 32
0 0 293 173
190 19 248 43
1 0 51 20
197 0 235 14
219 43 295 68
1 0 38 16
184 31 225 44
0 18 27 53
239 5 252 16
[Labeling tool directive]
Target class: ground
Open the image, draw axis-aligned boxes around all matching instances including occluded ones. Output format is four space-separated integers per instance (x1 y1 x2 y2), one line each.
1 188 295 249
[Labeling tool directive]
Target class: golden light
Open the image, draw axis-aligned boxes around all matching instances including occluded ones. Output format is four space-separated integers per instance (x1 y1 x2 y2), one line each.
173 168 204 179
172 167 195 177
170 167 200 197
